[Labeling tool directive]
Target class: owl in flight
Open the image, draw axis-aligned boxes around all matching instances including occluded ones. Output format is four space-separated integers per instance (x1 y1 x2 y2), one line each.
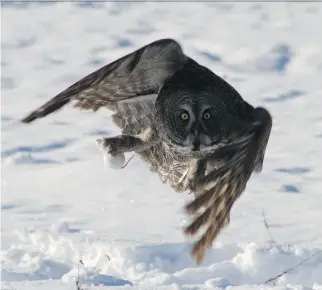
22 39 272 264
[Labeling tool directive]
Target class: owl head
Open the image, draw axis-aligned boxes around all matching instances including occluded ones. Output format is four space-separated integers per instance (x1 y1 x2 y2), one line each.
154 59 252 155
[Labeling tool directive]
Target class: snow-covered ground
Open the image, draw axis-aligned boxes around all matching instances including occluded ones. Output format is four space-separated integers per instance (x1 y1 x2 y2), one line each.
1 2 322 289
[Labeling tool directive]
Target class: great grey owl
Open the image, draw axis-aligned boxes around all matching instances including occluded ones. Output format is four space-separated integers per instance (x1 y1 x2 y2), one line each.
21 38 272 264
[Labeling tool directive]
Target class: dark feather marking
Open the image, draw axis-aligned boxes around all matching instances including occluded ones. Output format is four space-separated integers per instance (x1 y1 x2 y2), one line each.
128 46 144 73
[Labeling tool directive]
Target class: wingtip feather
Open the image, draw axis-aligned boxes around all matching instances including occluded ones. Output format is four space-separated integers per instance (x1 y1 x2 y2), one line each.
21 112 38 123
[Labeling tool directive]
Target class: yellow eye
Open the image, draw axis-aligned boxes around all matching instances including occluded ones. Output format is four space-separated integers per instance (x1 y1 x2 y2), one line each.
203 111 212 120
181 112 190 121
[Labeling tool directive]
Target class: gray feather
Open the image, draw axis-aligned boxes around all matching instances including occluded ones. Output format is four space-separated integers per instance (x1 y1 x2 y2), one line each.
21 38 187 123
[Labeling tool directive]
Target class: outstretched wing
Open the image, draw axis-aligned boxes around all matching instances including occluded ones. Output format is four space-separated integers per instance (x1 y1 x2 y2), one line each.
21 38 187 135
184 107 272 264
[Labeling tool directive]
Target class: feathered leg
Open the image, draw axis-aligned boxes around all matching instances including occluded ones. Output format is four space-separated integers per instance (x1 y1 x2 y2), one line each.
96 127 159 157
173 158 207 193
187 159 208 196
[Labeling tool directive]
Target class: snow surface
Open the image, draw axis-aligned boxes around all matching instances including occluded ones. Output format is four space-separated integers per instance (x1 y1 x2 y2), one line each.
1 2 322 290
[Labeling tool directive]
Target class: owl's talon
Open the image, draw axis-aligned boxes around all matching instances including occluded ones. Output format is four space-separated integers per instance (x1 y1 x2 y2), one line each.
96 139 110 164
188 180 196 192
96 138 125 168
188 178 203 196
96 138 118 156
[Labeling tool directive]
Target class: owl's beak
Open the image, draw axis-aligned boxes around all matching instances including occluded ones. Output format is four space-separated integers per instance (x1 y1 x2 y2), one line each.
192 142 200 151
191 126 200 151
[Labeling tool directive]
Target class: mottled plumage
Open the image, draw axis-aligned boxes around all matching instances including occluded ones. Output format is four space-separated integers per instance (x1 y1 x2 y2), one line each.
21 39 272 264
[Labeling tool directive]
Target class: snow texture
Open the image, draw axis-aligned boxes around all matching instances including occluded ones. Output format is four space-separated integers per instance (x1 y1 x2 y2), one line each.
1 2 322 290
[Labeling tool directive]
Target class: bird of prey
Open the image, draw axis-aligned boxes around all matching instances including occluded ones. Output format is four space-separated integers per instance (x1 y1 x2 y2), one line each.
21 38 272 264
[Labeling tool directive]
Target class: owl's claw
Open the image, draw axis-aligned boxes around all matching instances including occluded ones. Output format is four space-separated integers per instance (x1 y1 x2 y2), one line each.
188 178 203 196
96 138 126 168
96 138 118 156
96 139 112 164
